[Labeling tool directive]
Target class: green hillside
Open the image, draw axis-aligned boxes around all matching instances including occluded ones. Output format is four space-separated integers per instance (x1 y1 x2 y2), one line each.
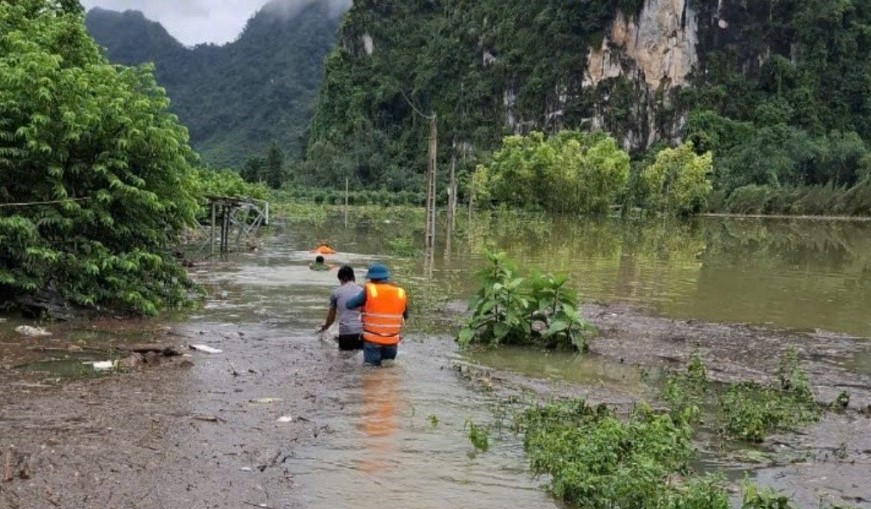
302 0 871 214
85 1 341 168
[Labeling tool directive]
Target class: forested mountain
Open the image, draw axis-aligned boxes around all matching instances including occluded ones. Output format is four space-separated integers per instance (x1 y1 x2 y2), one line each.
303 0 871 213
85 0 343 168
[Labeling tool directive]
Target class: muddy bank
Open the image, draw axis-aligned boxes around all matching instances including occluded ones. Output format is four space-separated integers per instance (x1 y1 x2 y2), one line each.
0 320 362 509
1 302 870 508
585 302 871 408
584 302 871 508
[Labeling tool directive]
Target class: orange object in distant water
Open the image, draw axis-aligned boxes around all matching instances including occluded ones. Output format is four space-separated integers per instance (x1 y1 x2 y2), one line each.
311 243 336 254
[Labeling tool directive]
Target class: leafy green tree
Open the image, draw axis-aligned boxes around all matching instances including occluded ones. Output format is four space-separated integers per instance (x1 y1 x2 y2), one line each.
473 131 629 214
195 168 269 203
241 156 265 184
0 0 199 315
263 141 286 189
640 143 713 216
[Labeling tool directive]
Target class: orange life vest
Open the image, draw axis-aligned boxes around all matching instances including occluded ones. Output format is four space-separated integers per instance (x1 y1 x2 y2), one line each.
361 282 407 346
312 245 336 254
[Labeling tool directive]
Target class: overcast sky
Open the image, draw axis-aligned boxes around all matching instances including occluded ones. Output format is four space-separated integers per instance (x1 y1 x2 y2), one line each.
79 0 285 46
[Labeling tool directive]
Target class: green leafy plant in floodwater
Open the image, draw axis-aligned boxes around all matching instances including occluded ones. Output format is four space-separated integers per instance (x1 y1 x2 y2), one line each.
661 348 820 443
661 353 709 423
741 483 795 509
720 348 820 442
465 419 489 452
833 390 850 410
518 399 730 509
428 414 439 428
456 251 593 351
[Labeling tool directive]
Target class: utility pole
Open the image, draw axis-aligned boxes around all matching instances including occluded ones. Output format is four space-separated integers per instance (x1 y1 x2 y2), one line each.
447 140 458 230
344 177 349 228
424 113 438 253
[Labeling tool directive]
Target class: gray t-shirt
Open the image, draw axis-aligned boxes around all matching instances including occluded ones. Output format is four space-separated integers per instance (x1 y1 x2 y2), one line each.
330 282 363 335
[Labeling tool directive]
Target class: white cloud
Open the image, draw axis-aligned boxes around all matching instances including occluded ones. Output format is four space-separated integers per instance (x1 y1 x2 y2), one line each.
80 0 276 46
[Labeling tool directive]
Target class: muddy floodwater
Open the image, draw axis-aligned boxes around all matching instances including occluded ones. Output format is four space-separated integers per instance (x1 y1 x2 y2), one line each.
2 213 870 508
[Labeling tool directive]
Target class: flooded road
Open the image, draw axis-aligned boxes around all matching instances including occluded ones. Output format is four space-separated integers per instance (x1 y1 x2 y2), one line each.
2 212 871 508
170 234 562 509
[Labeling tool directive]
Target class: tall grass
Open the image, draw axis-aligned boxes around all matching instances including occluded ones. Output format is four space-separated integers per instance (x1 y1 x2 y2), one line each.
718 181 871 216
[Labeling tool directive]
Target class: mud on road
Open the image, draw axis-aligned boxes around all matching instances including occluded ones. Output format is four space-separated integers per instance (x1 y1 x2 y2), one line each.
1 303 870 508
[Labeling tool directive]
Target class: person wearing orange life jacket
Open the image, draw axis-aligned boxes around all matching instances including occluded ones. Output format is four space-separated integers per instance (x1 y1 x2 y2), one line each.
311 242 336 255
346 263 408 366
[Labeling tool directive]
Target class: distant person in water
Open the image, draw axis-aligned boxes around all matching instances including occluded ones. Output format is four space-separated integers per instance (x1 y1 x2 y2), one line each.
311 242 336 255
318 265 364 350
309 255 332 271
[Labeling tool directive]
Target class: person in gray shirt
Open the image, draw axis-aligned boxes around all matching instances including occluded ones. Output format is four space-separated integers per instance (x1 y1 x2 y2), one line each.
318 265 363 350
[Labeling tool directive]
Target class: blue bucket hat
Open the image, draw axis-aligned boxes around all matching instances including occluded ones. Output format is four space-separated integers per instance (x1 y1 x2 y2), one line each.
366 263 390 281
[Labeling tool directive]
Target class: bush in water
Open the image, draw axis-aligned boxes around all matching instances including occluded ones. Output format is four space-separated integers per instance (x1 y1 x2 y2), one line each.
456 252 593 351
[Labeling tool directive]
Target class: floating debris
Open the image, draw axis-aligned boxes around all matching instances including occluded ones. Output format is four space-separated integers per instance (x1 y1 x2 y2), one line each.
87 360 117 371
250 397 283 404
189 344 222 354
15 325 51 337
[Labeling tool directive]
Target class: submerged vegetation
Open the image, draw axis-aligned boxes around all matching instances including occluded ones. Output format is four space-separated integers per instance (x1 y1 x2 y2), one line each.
457 252 592 351
519 399 729 509
511 350 847 508
519 396 849 509
662 350 820 443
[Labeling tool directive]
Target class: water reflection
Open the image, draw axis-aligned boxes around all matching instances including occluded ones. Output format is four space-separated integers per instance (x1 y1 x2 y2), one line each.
356 367 401 475
290 212 871 337
468 347 652 396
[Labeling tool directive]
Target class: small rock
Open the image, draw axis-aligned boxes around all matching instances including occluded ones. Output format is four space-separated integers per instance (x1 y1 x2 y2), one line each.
175 358 194 368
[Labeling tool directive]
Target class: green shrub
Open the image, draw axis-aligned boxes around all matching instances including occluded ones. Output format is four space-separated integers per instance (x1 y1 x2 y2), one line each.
473 131 631 214
640 142 714 216
725 185 773 214
0 2 201 315
661 349 820 443
519 400 728 509
456 252 592 350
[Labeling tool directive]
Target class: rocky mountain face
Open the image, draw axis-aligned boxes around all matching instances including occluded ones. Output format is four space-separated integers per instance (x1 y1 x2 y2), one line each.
304 0 871 190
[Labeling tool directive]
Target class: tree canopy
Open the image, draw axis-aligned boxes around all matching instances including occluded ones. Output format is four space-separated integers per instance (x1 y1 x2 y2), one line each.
473 131 630 214
0 0 200 315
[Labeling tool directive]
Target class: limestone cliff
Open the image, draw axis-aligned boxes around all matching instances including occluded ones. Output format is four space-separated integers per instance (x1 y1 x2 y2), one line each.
305 0 871 189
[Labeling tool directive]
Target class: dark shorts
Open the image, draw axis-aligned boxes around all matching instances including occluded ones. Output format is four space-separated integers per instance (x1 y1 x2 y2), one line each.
336 333 363 351
363 341 398 366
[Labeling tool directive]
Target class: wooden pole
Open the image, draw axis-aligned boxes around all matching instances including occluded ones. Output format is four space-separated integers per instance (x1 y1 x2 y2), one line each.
221 206 229 254
448 149 457 229
344 177 349 227
425 114 438 252
210 202 216 256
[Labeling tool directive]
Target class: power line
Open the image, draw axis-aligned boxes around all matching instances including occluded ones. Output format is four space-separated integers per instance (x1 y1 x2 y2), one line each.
0 197 90 208
398 87 435 120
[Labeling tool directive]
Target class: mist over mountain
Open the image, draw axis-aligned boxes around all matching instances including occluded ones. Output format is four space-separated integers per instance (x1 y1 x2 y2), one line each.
85 0 344 167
